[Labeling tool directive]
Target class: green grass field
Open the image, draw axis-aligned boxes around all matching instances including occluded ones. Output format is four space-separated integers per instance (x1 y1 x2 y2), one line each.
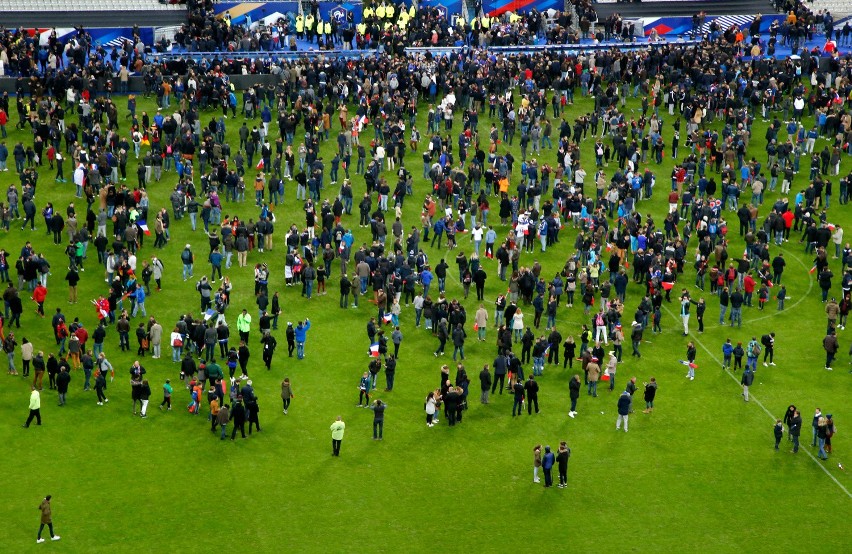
2 85 850 552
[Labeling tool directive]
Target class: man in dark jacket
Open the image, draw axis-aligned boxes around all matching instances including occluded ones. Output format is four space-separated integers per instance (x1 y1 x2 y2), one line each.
524 375 539 415
616 390 631 432
479 364 492 404
230 398 247 439
823 330 839 370
491 354 507 394
56 368 71 406
789 409 802 453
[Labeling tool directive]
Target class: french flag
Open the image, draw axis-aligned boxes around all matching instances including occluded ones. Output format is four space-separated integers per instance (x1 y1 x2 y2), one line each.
679 360 698 369
382 313 393 324
136 219 151 236
369 343 380 357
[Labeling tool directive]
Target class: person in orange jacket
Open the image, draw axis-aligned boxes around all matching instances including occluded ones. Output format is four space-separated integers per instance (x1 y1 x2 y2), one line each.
32 283 48 317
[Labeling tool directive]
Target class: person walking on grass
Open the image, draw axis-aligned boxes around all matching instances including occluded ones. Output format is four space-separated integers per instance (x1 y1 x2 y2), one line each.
230 397 247 439
741 367 754 401
369 398 386 440
616 390 631 432
556 441 571 488
95 370 108 405
330 415 345 456
36 495 60 543
159 379 172 411
22 385 41 427
281 377 294 414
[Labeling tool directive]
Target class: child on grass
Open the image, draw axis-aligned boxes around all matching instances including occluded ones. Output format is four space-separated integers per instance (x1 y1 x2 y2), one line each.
733 342 745 370
722 338 734 369
774 419 784 450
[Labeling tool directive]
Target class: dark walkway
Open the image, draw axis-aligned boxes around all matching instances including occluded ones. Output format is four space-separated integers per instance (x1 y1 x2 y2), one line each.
594 0 776 18
1 9 186 28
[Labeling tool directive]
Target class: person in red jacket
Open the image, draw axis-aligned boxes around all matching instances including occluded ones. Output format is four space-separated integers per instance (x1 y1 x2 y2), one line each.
32 284 47 317
743 271 756 307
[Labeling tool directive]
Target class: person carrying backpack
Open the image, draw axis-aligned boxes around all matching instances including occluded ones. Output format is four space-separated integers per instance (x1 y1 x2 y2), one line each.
746 337 760 371
760 332 776 366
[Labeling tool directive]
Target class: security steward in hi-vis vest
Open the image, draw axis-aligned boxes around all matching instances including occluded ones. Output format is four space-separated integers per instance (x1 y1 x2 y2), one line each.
295 14 304 39
305 13 315 42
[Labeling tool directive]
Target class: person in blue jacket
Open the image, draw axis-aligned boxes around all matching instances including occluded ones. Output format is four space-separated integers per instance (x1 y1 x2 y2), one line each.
294 318 311 359
541 445 555 488
616 390 631 432
722 338 734 369
420 266 433 299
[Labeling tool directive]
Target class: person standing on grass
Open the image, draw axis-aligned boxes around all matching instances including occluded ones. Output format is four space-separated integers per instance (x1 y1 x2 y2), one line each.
56 367 70 406
524 374 540 415
230 397 247 440
294 318 311 359
23 385 41 427
369 399 386 440
36 495 60 543
685 342 697 380
247 396 261 435
774 419 784 450
479 364 492 404
216 403 230 440
511 377 525 417
541 445 555 488
642 378 657 413
616 390 631 433
533 445 542 483
330 415 345 456
789 409 802 453
357 371 370 407
556 441 571 488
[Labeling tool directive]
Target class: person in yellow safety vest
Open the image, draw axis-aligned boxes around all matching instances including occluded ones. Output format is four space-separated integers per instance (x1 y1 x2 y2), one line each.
386 3 395 19
376 2 385 19
409 5 415 18
357 22 367 36
316 18 324 42
456 14 465 28
363 6 374 19
324 20 331 37
398 11 408 28
295 14 304 39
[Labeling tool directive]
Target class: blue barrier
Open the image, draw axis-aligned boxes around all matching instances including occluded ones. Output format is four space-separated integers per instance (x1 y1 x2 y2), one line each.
147 37 702 66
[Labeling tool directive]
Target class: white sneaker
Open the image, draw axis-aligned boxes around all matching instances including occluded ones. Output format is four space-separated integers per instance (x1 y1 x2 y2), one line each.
568 412 575 418
37 538 45 543
97 402 103 405
770 362 776 366
533 479 540 483
51 536 61 541
690 377 695 380
763 363 768 367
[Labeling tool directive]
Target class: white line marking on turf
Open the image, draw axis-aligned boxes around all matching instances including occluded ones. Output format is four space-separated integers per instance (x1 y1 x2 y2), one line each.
661 301 852 500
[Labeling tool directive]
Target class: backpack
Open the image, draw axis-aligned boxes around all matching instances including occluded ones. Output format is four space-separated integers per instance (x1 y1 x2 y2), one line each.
181 249 193 263
751 343 761 357
761 334 771 347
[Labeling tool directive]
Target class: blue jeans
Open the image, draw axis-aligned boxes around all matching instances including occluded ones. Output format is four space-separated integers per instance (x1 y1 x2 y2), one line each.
718 305 727 324
93 342 103 358
183 264 193 280
608 373 615 390
220 423 228 439
818 437 827 459
453 345 464 360
297 342 305 359
730 307 741 326
588 381 597 396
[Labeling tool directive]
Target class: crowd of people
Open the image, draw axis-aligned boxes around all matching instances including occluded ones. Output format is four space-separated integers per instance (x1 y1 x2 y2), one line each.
0 0 847 487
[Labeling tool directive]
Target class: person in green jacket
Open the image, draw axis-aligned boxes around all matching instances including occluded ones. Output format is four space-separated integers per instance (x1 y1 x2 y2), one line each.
159 379 173 410
330 415 345 456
